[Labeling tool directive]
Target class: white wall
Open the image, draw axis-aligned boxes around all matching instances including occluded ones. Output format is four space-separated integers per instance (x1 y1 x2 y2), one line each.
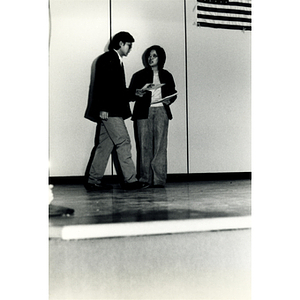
49 0 112 176
186 0 251 172
49 0 251 177
111 0 187 174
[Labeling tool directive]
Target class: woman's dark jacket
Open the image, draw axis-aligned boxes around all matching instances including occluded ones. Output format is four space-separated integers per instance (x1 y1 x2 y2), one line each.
129 68 177 120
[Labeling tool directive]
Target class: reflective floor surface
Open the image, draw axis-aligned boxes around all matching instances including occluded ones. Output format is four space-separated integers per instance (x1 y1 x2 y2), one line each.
49 180 251 227
49 180 251 299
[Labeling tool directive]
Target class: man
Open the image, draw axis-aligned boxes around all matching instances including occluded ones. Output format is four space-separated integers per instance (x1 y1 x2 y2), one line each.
84 31 146 191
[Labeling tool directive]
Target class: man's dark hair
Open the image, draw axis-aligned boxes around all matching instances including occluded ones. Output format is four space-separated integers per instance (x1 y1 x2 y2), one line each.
109 31 135 51
142 45 166 70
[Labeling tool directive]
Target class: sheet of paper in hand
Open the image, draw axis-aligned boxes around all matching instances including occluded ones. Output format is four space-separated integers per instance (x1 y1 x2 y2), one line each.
141 83 165 91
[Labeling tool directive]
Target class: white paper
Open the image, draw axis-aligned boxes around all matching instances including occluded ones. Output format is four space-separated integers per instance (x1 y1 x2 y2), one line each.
141 83 165 91
151 92 178 104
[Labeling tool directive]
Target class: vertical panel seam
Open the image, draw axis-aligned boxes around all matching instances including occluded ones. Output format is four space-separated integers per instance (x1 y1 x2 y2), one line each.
184 0 190 175
109 0 114 176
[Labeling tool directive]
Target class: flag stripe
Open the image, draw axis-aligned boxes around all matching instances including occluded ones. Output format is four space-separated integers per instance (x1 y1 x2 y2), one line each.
198 21 251 31
198 0 251 8
199 18 250 26
197 13 251 24
197 0 251 31
198 10 251 20
198 5 251 16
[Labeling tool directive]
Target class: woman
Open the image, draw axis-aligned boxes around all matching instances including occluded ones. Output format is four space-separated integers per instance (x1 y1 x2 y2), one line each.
129 45 177 187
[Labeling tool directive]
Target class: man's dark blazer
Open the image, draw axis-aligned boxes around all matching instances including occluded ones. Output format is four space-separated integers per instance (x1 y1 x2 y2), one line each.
84 50 132 122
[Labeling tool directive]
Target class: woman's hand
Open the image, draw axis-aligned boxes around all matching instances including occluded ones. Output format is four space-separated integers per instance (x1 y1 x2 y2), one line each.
162 99 171 105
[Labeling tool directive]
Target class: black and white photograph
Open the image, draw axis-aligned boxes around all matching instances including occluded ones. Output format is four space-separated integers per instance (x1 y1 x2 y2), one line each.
2 1 300 300
49 0 251 300
48 1 251 299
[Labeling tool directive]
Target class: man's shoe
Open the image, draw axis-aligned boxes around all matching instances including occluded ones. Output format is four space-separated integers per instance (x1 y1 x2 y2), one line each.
122 181 140 190
84 182 113 191
122 181 146 190
141 182 150 189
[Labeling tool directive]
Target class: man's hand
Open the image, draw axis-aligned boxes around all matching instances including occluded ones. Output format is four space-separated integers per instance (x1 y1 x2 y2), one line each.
135 89 146 97
99 111 109 120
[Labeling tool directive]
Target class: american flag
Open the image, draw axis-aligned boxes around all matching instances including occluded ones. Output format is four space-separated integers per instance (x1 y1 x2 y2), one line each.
197 0 251 31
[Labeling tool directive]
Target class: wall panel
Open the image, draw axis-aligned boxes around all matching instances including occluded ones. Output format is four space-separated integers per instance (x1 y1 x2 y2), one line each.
111 0 188 174
49 0 110 176
186 0 251 173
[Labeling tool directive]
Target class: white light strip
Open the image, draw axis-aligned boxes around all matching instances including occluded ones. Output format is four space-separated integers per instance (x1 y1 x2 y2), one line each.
49 216 251 240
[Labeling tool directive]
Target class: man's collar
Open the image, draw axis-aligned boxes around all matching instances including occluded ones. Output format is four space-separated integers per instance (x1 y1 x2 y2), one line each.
114 49 123 64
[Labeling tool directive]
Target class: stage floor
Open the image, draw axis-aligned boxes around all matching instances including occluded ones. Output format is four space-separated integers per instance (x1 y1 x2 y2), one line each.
49 180 251 240
49 180 251 299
